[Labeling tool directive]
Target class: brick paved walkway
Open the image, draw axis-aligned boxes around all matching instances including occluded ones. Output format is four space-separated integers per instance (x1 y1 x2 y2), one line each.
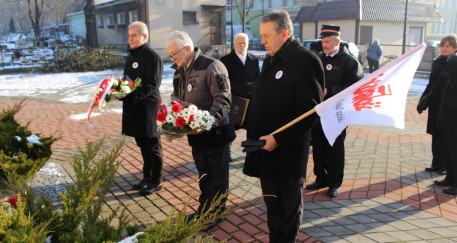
2 96 457 242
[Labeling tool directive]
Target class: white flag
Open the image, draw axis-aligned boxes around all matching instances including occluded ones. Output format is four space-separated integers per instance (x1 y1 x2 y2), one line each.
315 43 427 146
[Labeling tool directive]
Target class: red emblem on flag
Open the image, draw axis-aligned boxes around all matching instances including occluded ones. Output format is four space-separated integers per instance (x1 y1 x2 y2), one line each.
352 74 392 111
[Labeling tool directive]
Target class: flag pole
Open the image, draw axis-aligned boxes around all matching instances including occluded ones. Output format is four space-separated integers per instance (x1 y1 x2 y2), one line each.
270 108 316 135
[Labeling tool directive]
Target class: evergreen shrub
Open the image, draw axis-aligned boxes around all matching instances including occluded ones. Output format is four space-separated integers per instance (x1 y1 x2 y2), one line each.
0 99 57 181
39 46 125 73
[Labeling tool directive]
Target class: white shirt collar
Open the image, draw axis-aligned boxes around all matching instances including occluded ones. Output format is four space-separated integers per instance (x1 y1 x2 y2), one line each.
236 51 247 65
327 48 340 58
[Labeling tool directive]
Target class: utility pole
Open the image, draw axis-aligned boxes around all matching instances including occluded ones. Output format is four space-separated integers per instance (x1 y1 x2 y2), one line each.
231 0 234 49
402 0 409 54
242 0 246 33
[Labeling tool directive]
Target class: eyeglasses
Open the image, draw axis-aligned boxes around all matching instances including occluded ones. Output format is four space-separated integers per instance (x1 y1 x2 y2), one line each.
169 47 186 60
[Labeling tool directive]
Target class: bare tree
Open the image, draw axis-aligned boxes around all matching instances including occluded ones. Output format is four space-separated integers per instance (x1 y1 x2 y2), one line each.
27 0 44 40
84 0 97 47
232 0 264 33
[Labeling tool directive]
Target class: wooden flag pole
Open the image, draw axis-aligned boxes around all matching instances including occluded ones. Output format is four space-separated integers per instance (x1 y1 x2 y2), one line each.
270 108 316 135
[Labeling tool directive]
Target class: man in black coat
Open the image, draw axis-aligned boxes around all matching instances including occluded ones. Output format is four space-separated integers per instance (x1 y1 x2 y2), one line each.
121 21 163 196
306 25 363 198
244 9 324 242
419 35 457 177
436 34 457 196
220 33 259 129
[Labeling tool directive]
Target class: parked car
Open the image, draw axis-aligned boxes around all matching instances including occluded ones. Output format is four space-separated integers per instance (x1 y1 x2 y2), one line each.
301 39 360 60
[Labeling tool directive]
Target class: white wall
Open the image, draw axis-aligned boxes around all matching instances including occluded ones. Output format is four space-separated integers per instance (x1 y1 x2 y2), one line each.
147 0 226 53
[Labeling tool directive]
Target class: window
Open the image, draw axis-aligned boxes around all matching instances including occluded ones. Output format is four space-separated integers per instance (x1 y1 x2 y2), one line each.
409 27 423 46
293 0 298 6
360 25 373 44
117 12 126 25
268 0 273 8
183 11 198 25
106 14 114 27
283 0 287 7
97 15 104 28
129 10 138 23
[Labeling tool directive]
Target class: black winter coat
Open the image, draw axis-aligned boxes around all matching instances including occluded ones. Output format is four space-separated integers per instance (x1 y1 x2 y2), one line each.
319 48 363 99
220 50 260 99
420 56 447 134
244 38 324 184
438 52 457 131
122 44 162 138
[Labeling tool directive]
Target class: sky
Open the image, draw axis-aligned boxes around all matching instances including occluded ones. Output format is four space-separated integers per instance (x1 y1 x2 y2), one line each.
0 63 427 121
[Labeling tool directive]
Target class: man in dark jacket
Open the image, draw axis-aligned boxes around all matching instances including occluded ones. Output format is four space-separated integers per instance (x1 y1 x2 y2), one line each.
306 25 363 198
220 32 260 129
122 21 163 196
435 34 457 195
419 35 457 177
437 49 457 195
165 31 236 231
244 9 324 242
366 39 383 73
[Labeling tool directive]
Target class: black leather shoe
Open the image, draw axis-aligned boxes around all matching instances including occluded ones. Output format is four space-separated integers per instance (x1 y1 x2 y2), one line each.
443 187 457 195
132 180 148 191
439 170 447 175
306 182 327 190
434 179 450 187
327 187 339 198
425 166 438 172
139 184 162 196
204 218 222 231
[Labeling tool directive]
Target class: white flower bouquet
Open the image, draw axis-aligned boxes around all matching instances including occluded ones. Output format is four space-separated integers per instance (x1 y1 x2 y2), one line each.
156 100 215 140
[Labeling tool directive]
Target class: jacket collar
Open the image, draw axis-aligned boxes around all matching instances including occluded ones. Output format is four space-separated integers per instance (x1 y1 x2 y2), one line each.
269 37 299 64
171 47 203 71
129 44 147 55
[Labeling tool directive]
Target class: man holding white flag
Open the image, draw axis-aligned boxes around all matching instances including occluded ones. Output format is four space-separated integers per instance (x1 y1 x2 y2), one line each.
315 43 426 146
306 25 363 198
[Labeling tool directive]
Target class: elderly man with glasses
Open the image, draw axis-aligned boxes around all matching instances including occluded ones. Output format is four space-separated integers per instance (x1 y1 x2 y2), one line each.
164 31 236 231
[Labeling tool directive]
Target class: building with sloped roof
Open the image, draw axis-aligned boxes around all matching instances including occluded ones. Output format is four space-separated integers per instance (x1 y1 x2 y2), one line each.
294 0 441 46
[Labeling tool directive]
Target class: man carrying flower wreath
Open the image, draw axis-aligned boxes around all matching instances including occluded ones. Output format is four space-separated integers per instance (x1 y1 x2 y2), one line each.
121 21 164 196
164 31 236 231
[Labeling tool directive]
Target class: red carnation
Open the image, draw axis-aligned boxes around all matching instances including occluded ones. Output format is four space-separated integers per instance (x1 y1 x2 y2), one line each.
171 103 182 113
129 81 134 88
175 117 186 128
189 114 194 123
156 112 167 122
6 195 18 208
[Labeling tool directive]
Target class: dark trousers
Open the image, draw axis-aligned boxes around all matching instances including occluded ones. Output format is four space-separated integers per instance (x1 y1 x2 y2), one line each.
431 128 449 171
367 58 379 73
311 125 346 188
444 129 457 187
260 179 304 243
134 137 163 185
192 143 230 214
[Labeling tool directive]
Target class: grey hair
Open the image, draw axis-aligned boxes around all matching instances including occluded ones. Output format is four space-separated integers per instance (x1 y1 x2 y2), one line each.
261 9 294 37
373 39 379 45
440 34 457 48
234 32 249 41
164 31 194 50
128 21 148 41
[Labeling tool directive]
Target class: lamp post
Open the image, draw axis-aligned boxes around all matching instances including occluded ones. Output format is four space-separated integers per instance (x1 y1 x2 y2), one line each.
402 0 409 54
231 0 234 50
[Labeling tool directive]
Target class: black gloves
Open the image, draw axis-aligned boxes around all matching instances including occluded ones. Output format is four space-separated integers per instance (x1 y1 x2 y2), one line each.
241 139 266 153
